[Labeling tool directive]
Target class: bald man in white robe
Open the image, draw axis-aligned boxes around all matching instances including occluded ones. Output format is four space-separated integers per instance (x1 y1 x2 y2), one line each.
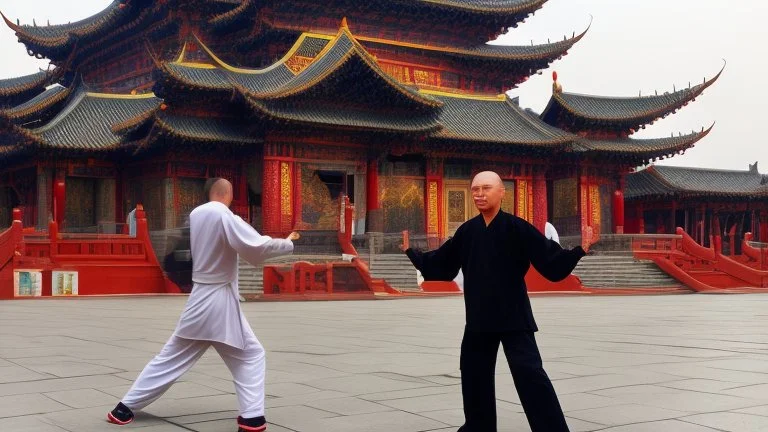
108 178 299 432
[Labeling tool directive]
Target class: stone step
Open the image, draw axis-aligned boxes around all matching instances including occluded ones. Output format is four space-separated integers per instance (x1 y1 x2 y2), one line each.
572 255 682 289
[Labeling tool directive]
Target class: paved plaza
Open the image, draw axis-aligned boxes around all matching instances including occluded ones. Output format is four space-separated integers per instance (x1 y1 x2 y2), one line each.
1 294 768 431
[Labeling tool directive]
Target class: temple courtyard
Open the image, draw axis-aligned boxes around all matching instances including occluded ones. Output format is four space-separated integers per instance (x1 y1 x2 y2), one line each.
1 294 767 432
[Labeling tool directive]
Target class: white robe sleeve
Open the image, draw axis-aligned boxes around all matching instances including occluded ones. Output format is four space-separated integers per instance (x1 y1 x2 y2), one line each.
222 214 294 266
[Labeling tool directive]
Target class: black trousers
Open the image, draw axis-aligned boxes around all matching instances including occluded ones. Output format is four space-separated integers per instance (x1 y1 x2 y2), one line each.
457 330 569 432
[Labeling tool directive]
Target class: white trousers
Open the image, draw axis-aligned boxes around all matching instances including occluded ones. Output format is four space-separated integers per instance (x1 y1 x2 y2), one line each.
121 332 266 418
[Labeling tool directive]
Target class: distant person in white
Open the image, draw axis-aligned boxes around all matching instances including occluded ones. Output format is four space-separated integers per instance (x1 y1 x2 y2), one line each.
126 206 136 237
545 221 560 245
107 178 300 432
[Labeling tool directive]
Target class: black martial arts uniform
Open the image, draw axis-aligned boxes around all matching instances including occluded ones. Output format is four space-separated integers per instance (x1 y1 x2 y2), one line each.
406 210 585 432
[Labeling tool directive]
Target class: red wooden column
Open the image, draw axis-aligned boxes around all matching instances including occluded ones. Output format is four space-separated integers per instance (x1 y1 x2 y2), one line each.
613 176 625 234
425 158 444 239
366 158 383 232
263 143 295 236
262 159 282 237
532 170 547 233
53 170 65 228
760 210 768 243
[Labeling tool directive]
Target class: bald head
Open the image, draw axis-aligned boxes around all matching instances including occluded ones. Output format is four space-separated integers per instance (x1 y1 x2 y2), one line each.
471 171 505 215
205 178 233 207
471 171 503 189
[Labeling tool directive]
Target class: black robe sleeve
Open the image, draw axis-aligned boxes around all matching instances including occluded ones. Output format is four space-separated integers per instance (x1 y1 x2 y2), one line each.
405 230 462 281
521 219 586 282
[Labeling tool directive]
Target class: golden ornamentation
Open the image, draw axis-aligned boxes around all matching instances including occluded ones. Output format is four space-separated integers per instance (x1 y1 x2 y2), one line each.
448 190 466 223
413 69 440 87
285 55 315 75
589 184 601 235
428 181 439 234
380 63 412 83
280 162 292 216
300 168 338 230
517 180 529 222
553 178 578 219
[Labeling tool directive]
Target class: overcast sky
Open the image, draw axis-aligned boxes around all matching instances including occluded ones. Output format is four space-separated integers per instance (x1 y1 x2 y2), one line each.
0 0 765 171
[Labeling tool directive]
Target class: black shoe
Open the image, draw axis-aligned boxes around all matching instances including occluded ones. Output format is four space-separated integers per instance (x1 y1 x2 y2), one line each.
237 415 266 432
106 402 134 425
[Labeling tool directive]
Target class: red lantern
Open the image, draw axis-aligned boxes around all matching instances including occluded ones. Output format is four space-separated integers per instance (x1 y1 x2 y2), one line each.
552 71 558 82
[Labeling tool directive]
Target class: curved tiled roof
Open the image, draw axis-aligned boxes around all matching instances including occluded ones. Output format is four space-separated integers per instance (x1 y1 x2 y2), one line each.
414 0 547 13
154 115 260 145
32 89 161 150
0 71 53 108
626 164 768 200
245 97 442 133
1 1 153 60
541 65 723 133
430 93 572 145
2 85 70 125
159 30 442 109
575 127 712 156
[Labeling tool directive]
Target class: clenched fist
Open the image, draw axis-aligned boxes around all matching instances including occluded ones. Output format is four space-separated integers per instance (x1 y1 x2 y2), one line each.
286 232 301 241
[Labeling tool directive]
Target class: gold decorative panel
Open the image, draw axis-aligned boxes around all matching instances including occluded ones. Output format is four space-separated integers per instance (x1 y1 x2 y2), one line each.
517 180 529 222
589 184 601 235
501 180 515 214
280 162 292 216
380 63 412 83
380 176 425 233
448 190 467 224
299 167 340 230
285 55 315 74
427 181 439 234
413 69 441 87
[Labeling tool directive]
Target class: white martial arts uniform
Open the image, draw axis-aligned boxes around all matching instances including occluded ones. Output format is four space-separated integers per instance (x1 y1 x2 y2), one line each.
122 201 294 418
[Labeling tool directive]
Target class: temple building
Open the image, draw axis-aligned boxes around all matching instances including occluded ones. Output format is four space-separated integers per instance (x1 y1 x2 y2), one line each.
0 0 730 260
626 163 768 249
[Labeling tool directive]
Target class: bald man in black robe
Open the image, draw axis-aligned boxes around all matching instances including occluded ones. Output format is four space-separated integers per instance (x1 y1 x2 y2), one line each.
403 171 586 432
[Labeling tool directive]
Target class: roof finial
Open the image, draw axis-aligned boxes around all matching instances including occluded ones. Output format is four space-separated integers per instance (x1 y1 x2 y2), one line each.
32 18 36 27
341 17 348 30
552 71 562 93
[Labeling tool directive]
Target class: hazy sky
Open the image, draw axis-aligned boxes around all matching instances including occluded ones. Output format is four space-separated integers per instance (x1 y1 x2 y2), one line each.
0 0 765 171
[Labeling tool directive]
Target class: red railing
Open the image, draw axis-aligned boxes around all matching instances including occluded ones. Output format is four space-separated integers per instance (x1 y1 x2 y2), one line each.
263 260 398 296
3 205 175 298
743 233 768 270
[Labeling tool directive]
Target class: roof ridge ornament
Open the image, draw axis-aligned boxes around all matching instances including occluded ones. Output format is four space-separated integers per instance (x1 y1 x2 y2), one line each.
552 71 562 93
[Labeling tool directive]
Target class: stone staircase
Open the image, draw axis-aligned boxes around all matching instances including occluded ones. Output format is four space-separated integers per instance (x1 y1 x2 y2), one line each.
573 254 688 290
361 253 420 292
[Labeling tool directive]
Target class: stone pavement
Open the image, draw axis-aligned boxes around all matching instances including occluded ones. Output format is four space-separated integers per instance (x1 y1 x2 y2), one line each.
1 294 768 432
